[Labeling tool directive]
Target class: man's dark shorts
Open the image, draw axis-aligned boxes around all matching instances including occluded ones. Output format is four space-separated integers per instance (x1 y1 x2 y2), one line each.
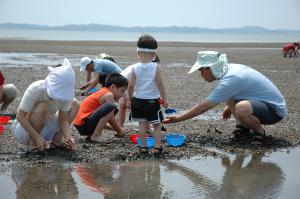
249 100 283 125
74 103 118 136
131 97 163 124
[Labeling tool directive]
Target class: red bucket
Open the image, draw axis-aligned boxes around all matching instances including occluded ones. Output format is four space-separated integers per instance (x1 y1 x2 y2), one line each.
130 133 150 144
130 134 139 144
0 116 10 125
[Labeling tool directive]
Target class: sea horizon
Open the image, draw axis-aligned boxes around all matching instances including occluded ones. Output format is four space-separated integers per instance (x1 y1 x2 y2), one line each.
0 28 299 43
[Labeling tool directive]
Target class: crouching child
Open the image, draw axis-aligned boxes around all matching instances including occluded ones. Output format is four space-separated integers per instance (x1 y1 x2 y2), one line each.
73 73 128 143
13 59 79 151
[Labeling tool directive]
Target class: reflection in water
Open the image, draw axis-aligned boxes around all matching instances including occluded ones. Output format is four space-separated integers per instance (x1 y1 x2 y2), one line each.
163 152 284 198
11 164 78 199
6 150 290 198
76 161 163 198
215 152 284 199
162 160 218 198
0 52 81 67
75 165 111 194
111 161 162 199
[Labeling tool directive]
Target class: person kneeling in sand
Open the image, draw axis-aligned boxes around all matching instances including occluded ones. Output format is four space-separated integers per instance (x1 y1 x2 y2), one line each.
163 51 287 144
0 70 18 114
282 43 299 57
79 54 122 96
12 59 79 151
73 73 127 143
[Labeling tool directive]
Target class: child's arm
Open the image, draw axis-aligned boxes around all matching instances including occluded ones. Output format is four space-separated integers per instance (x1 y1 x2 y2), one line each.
108 114 125 137
100 93 125 136
58 110 74 149
100 92 115 104
87 70 92 82
156 66 168 108
79 81 91 90
127 67 136 107
79 71 93 90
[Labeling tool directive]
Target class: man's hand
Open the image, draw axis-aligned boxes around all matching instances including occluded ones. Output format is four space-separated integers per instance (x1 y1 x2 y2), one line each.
79 84 88 90
162 116 179 124
222 108 231 121
80 90 87 96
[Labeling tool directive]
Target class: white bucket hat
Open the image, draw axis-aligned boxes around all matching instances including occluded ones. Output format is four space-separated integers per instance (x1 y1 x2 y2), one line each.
80 57 92 72
188 51 228 78
42 58 75 101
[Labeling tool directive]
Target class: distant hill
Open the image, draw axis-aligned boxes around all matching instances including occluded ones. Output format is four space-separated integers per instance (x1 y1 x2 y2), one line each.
0 23 299 33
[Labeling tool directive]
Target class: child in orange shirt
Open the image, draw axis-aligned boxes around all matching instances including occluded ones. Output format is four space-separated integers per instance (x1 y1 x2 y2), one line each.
73 73 128 143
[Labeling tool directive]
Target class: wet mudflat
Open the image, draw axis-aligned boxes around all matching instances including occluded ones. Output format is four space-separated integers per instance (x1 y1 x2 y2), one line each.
0 40 300 197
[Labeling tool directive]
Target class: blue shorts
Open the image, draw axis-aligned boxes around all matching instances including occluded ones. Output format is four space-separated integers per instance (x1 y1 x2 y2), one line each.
74 103 118 136
249 100 283 125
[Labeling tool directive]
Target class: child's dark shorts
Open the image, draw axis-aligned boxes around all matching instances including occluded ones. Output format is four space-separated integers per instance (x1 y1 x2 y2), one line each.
131 97 163 124
249 100 283 125
74 103 118 136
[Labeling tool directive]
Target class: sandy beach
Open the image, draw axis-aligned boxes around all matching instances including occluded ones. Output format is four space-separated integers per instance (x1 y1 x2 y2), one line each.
0 39 299 163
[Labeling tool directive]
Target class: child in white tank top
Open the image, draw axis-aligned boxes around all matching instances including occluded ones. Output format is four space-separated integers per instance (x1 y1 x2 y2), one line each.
127 34 169 157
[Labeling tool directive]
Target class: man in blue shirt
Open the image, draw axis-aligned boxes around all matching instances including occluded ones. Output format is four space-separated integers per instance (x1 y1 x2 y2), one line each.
79 56 122 95
163 51 287 144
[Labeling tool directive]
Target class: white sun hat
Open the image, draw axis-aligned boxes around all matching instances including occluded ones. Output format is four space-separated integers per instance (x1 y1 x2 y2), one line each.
188 51 228 78
80 56 92 72
42 58 75 101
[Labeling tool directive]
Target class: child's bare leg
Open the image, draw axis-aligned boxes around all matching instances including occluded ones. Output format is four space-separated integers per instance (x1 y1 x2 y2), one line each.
145 123 151 133
139 121 149 147
108 114 124 137
90 110 114 141
27 102 49 148
152 123 162 148
0 84 18 112
68 99 80 123
118 99 126 127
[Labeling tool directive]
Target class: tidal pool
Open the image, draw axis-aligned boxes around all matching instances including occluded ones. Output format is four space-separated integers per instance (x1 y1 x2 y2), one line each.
0 148 299 198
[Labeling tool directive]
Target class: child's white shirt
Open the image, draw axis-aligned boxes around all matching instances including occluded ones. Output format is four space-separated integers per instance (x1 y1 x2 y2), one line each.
132 62 160 99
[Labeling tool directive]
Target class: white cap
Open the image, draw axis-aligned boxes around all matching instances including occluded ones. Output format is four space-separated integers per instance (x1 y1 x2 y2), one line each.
80 57 92 72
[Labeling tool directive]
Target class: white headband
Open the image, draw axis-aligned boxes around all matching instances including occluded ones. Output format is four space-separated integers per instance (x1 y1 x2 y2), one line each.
136 47 157 53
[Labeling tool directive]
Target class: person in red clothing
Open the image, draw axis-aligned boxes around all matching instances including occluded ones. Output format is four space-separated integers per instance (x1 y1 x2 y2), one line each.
295 41 300 57
0 70 18 113
73 73 128 143
75 165 110 194
282 43 299 57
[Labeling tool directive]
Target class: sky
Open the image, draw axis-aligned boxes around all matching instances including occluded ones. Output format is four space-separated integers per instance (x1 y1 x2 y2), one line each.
0 0 300 30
